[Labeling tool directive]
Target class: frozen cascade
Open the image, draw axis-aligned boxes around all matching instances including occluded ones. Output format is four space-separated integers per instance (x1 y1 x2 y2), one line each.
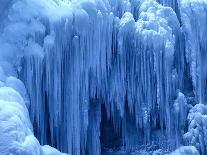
20 0 183 154
1 0 207 154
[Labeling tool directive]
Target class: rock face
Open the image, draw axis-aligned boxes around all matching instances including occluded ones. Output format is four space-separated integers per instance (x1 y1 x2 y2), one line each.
0 0 207 155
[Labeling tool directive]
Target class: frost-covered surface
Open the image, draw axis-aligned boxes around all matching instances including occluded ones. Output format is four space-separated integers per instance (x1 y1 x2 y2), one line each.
0 80 41 155
184 104 207 154
42 145 67 155
130 146 199 155
0 0 207 155
167 146 199 155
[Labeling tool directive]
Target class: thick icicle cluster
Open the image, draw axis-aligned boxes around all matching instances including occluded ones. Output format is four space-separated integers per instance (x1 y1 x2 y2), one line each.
0 0 68 155
179 0 207 104
20 0 183 154
179 1 207 153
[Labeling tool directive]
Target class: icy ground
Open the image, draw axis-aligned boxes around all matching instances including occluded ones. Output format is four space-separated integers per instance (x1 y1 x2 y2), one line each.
0 0 207 155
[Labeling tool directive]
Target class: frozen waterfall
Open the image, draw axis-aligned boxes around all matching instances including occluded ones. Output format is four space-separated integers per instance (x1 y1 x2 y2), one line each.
0 0 207 155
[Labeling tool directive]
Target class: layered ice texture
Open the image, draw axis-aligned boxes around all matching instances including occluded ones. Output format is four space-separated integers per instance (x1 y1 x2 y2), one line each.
0 0 207 155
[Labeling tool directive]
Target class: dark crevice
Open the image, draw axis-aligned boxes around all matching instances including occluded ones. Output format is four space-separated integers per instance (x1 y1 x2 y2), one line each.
100 104 123 151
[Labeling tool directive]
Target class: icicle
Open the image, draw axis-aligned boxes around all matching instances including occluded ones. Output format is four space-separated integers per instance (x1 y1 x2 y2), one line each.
173 92 189 147
20 41 46 144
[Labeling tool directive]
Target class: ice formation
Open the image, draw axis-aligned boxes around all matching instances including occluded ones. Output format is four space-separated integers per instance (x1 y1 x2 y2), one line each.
0 70 66 155
0 0 207 155
167 146 199 155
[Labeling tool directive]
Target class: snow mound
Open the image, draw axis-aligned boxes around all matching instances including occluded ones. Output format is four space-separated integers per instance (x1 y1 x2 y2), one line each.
42 145 67 155
0 86 42 155
0 67 67 155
